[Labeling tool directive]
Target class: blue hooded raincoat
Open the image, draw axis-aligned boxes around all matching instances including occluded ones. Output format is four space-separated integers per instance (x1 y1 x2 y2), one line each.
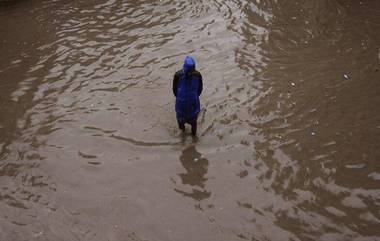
175 56 202 121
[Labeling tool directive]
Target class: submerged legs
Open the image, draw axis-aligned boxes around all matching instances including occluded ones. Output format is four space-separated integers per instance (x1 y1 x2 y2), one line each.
177 117 197 136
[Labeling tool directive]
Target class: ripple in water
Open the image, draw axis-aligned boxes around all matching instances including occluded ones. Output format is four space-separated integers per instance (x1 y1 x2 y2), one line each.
0 0 380 240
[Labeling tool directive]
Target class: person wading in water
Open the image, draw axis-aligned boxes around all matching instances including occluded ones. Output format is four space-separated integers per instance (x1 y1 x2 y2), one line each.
172 56 203 136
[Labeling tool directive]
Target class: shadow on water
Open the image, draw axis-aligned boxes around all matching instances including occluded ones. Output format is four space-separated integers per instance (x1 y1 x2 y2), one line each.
174 145 211 202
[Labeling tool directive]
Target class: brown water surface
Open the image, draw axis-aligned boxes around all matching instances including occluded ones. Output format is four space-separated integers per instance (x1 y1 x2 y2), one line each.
1 0 380 240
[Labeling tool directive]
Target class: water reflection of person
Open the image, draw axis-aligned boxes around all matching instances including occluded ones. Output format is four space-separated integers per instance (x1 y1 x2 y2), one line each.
174 145 210 201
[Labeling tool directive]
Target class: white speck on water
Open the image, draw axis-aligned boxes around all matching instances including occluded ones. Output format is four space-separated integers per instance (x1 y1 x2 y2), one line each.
346 164 365 169
194 158 199 162
291 82 296 87
343 74 350 80
311 131 316 136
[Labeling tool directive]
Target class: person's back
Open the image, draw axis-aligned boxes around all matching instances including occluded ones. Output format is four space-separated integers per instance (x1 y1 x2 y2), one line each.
172 56 203 136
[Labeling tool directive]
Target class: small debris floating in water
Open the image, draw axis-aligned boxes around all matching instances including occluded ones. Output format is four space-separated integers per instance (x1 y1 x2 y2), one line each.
343 74 350 80
276 134 283 139
291 82 296 87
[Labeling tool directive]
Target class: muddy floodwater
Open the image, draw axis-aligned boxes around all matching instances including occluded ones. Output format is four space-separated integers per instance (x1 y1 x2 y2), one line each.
1 0 380 240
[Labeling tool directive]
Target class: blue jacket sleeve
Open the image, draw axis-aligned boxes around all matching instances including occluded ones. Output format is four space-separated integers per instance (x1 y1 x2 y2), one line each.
198 73 203 96
173 72 180 97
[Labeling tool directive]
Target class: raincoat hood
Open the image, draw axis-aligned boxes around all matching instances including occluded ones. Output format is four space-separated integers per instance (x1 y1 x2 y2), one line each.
183 56 196 75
